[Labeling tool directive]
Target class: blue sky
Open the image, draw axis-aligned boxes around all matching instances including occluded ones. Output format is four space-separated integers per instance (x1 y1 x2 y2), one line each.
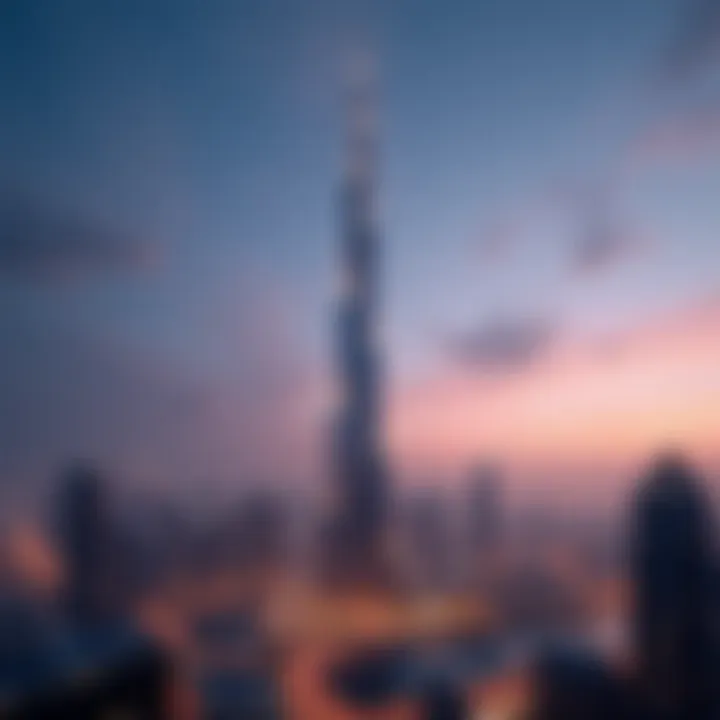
1 0 719 509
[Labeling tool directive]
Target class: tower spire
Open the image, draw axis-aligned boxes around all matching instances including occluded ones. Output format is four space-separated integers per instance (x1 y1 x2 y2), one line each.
331 48 388 582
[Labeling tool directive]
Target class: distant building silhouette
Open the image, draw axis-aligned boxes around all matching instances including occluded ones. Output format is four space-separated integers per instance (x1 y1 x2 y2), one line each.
631 452 718 719
1 612 170 720
467 464 502 555
466 463 503 588
29 464 173 717
329 54 389 583
0 593 58 693
200 667 280 720
239 490 288 572
406 489 453 592
419 677 467 720
527 644 633 720
56 462 111 624
329 644 409 709
497 558 587 635
0 563 169 719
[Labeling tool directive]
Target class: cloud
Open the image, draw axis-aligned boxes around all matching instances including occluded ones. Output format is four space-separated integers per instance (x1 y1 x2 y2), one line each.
568 187 646 275
572 226 639 275
474 183 645 278
449 317 556 371
0 191 155 283
627 102 720 167
390 295 720 485
662 0 720 80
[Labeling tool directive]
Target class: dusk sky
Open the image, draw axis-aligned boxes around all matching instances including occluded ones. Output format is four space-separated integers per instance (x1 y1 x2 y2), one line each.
1 0 720 513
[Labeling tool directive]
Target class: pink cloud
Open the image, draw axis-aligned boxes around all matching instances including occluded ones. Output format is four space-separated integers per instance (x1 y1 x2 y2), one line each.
387 295 720 488
627 104 720 168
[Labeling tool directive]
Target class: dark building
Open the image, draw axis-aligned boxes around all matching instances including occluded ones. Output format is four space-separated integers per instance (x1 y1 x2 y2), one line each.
419 677 468 720
194 492 289 579
200 667 280 720
406 490 454 592
631 452 718 719
467 464 502 555
0 464 174 718
524 451 720 720
527 644 634 720
0 590 169 719
239 491 288 571
0 594 60 699
496 559 587 635
465 464 503 589
329 54 389 582
328 644 410 709
56 462 112 624
2 620 170 720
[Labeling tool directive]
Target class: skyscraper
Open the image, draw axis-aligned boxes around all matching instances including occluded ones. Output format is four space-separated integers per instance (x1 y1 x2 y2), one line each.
56 462 110 624
330 51 388 581
631 452 717 719
406 489 453 592
467 464 502 554
464 464 502 590
239 491 288 572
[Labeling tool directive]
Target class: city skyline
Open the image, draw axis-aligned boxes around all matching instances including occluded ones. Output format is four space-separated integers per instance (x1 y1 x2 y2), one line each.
1 0 720 513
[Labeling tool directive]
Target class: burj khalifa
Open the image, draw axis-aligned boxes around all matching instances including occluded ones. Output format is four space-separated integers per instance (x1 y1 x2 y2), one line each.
331 54 388 581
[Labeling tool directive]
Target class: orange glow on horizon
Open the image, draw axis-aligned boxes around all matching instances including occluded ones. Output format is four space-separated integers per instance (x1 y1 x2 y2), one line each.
387 296 720 483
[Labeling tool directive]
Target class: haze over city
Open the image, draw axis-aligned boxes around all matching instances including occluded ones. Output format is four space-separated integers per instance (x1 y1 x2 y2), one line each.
2 0 720 517
3 2 720 720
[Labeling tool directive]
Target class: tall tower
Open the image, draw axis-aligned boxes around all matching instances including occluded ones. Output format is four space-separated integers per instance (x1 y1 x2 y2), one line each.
57 462 110 624
331 51 388 582
631 452 717 718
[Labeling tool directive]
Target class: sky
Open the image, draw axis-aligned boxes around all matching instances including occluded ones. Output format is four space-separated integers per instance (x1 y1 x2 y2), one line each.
0 0 719 513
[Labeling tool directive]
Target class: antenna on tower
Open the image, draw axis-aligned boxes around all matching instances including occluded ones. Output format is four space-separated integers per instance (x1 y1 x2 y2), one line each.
344 45 379 186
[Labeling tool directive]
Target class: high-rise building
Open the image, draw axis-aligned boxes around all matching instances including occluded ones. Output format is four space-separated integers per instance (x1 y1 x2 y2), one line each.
522 451 720 720
527 645 632 720
330 52 388 581
631 452 717 718
464 464 503 590
419 677 468 720
239 491 288 571
56 462 110 624
467 464 502 554
2 617 171 720
406 489 453 592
